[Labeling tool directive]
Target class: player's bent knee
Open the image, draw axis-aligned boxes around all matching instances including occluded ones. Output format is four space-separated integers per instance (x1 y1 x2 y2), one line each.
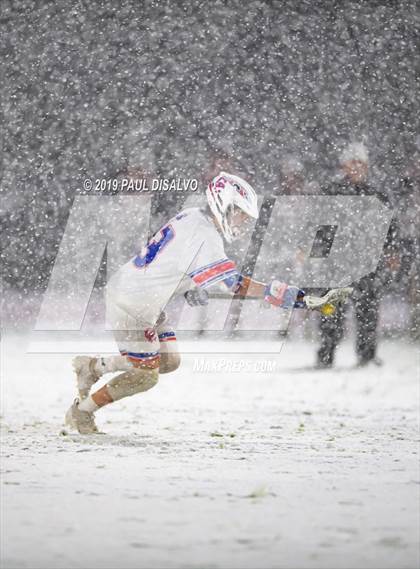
106 367 159 401
159 353 181 374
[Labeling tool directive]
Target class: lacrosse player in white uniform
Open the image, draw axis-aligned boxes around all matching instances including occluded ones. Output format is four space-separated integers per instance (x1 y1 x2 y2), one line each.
65 172 351 434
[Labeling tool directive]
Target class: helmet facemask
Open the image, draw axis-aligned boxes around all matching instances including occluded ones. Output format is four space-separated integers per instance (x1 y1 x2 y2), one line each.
226 204 254 240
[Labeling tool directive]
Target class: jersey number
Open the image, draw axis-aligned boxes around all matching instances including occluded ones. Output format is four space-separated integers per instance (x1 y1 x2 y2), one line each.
133 225 175 268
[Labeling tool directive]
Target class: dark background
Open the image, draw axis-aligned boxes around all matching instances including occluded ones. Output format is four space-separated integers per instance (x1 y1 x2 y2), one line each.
1 0 419 293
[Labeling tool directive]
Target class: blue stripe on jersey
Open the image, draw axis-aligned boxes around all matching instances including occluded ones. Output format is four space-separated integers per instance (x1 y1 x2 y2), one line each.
120 350 159 360
158 331 176 340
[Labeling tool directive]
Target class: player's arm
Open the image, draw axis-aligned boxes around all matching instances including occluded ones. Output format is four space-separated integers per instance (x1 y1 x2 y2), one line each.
185 258 302 309
232 276 304 308
185 276 300 308
185 275 352 315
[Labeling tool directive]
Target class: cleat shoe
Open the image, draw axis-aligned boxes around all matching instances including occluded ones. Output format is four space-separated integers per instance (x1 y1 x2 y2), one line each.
356 356 383 368
73 356 101 399
65 398 99 435
314 360 334 370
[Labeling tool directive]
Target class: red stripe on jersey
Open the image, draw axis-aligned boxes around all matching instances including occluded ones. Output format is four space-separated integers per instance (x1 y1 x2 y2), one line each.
192 260 236 286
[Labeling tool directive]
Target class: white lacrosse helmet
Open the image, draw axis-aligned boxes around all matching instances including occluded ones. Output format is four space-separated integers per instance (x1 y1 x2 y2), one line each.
206 172 259 242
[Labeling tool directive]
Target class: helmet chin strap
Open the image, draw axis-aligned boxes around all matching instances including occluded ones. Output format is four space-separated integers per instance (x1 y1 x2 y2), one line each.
223 204 236 242
222 217 234 242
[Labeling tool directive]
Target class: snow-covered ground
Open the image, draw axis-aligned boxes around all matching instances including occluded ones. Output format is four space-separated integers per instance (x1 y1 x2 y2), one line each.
1 334 419 569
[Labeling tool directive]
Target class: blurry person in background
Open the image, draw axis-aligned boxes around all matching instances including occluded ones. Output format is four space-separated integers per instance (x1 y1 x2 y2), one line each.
111 164 153 203
277 154 320 267
278 155 319 196
393 152 420 339
316 141 398 368
202 148 234 187
278 155 306 195
276 155 320 339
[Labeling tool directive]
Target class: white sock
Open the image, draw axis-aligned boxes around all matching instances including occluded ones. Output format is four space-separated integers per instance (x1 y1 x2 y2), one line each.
78 396 99 413
94 356 133 375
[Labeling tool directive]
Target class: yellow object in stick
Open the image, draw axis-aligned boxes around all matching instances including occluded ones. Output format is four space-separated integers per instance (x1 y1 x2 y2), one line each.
321 303 336 316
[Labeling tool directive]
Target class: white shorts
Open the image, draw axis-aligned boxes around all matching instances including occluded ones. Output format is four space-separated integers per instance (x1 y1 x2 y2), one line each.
106 295 178 367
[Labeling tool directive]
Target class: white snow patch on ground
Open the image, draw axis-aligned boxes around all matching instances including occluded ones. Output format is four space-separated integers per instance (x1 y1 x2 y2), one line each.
1 334 419 569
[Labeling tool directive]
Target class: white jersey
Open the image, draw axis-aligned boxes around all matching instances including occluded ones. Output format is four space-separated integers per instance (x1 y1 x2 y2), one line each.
107 207 239 324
